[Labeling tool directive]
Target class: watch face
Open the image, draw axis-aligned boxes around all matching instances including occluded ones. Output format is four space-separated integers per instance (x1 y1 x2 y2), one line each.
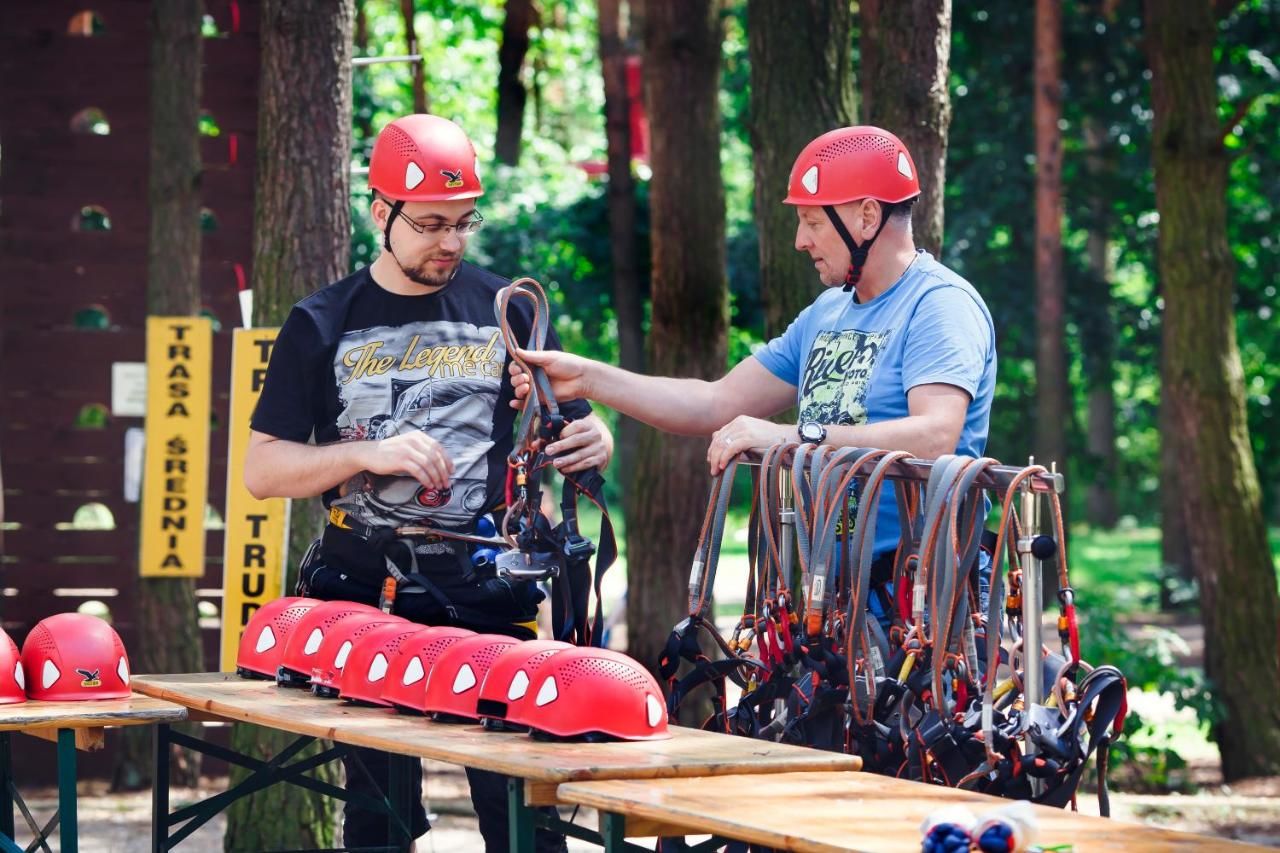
800 422 823 443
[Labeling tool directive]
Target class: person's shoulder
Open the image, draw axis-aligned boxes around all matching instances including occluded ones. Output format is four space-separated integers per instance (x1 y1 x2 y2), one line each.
907 253 991 317
294 266 371 316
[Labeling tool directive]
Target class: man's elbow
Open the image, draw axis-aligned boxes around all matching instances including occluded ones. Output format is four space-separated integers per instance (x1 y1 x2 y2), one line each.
242 447 275 500
920 426 964 461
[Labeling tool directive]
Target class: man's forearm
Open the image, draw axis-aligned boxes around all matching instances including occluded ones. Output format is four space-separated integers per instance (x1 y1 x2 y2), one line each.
244 438 370 500
823 417 961 461
583 362 732 436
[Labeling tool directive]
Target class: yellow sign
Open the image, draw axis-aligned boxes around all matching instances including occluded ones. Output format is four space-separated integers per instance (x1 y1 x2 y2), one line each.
139 317 213 578
220 328 290 671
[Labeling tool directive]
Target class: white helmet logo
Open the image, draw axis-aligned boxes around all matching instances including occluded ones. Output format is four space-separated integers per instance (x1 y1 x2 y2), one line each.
534 676 558 707
897 152 913 179
646 694 664 728
367 653 388 683
405 161 425 191
801 165 819 195
451 663 477 694
117 656 130 685
255 625 276 654
14 662 24 690
303 628 324 656
402 656 425 686
42 659 61 689
334 640 354 670
506 670 530 702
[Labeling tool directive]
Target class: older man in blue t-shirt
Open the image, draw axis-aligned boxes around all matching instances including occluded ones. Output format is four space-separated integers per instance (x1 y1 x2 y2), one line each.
514 126 996 577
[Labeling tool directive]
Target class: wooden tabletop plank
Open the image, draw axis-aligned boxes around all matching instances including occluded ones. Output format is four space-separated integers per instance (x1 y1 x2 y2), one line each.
0 693 187 732
133 673 859 784
555 772 1272 853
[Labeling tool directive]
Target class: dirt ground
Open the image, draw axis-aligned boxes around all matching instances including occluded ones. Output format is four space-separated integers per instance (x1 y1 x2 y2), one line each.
9 758 1280 852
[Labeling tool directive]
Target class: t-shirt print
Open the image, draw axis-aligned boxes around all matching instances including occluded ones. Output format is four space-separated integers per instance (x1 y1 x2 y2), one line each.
331 319 505 528
798 329 892 425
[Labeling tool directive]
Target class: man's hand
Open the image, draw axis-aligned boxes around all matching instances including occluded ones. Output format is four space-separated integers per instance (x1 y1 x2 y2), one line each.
547 416 612 473
362 432 454 491
509 348 593 407
707 415 793 475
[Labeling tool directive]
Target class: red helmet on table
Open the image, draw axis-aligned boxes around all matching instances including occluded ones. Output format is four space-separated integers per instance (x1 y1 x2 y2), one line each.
506 647 670 741
310 612 406 698
421 634 521 722
278 601 382 687
475 640 571 730
338 624 432 707
0 629 26 704
21 613 131 701
234 597 321 680
381 626 476 714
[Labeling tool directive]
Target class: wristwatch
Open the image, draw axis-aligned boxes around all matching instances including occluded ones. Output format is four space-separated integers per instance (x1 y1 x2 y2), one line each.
798 421 827 444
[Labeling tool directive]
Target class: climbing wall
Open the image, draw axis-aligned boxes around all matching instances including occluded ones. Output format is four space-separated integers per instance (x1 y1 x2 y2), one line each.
0 0 261 780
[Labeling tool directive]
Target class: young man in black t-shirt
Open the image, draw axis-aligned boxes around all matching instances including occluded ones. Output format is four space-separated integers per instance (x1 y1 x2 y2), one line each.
247 114 607 853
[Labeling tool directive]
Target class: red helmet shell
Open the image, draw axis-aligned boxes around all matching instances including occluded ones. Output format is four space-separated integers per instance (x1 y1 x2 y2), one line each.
475 640 571 728
338 624 432 707
278 601 382 687
0 629 26 704
421 634 521 722
381 626 476 713
235 597 321 680
310 613 406 697
783 126 920 207
508 647 671 741
21 613 131 701
368 114 483 203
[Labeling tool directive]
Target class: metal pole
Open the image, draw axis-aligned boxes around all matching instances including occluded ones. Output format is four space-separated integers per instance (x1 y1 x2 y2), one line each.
1020 457 1044 795
352 55 423 66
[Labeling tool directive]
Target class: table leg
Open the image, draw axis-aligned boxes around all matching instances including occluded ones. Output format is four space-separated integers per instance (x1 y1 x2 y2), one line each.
0 732 12 841
152 724 170 853
56 729 77 853
600 812 626 852
507 777 536 853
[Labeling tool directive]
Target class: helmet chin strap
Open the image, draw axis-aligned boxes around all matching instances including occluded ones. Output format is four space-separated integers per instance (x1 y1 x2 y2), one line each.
382 198 405 252
823 203 893 294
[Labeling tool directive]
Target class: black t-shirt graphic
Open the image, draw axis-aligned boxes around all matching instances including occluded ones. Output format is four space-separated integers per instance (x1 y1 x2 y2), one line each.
251 261 591 547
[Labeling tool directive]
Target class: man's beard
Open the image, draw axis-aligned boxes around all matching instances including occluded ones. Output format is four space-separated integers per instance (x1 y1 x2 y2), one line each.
401 255 460 288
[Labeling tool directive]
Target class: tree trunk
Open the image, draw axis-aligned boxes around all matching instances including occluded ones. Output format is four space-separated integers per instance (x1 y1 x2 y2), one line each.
1147 0 1280 780
1082 116 1118 528
496 0 537 165
862 0 952 256
1033 0 1067 479
115 0 206 793
747 0 855 339
627 0 727 675
859 0 879 122
223 0 354 847
399 0 427 114
598 0 645 497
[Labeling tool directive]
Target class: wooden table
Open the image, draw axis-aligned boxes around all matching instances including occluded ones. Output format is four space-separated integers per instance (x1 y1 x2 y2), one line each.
0 694 187 853
557 770 1275 852
134 673 860 852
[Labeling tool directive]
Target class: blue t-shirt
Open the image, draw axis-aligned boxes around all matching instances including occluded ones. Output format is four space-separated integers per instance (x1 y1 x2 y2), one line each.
754 250 997 557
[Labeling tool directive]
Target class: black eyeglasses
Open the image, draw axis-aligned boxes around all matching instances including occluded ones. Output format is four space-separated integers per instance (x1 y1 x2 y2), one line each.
394 209 485 239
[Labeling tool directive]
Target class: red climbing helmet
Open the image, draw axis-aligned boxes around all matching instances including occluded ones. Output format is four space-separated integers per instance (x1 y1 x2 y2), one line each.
381 626 476 713
338 623 432 707
507 647 671 741
310 612 406 698
475 640 571 730
234 597 321 680
21 613 132 701
0 629 26 704
277 600 382 687
783 126 920 207
421 634 521 722
368 114 483 203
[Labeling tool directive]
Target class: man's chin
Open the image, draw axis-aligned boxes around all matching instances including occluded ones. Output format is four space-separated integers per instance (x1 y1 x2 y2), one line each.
404 262 458 288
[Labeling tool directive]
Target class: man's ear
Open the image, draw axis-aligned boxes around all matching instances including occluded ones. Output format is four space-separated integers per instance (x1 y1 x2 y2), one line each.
862 199 884 237
370 196 388 229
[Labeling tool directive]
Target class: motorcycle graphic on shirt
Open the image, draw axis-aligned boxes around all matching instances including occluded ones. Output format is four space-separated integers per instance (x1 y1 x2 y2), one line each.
330 320 504 529
798 328 892 426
